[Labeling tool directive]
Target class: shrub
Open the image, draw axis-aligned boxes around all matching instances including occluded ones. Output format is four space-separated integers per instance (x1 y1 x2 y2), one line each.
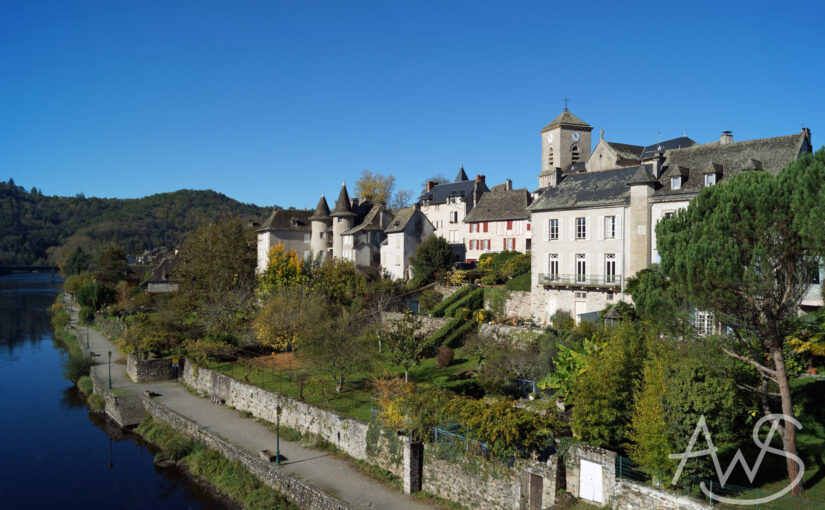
418 289 443 313
78 375 94 395
444 287 484 318
505 272 531 291
428 285 472 317
63 350 92 382
79 306 95 325
550 309 575 330
443 318 476 348
76 282 116 311
88 393 105 412
435 347 454 368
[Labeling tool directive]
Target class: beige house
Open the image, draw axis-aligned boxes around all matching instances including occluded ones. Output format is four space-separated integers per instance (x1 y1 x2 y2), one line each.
463 187 532 262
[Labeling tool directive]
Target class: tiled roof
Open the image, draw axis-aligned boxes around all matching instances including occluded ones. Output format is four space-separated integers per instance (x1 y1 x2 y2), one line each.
258 208 313 232
541 109 592 133
463 189 532 222
309 195 330 220
640 136 697 160
654 132 810 197
529 166 641 212
627 165 658 185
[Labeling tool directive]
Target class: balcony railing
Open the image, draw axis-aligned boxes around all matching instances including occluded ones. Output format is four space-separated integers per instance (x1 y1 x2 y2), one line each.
538 273 622 288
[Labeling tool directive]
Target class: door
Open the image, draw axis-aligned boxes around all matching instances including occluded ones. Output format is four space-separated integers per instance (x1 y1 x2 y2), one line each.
579 459 604 503
529 473 543 509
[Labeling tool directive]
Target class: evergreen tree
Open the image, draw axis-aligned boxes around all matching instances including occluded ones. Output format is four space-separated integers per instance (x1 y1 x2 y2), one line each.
410 235 454 285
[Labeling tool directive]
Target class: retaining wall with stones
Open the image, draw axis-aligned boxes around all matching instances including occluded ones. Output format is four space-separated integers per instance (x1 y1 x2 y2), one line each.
90 364 145 428
381 311 451 336
141 395 350 510
478 323 543 344
127 354 183 383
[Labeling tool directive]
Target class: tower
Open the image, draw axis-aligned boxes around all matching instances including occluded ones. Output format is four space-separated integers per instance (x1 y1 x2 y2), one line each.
538 107 593 188
309 193 331 260
329 182 355 259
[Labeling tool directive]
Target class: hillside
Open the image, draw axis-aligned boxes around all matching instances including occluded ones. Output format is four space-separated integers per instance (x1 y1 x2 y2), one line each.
0 179 272 265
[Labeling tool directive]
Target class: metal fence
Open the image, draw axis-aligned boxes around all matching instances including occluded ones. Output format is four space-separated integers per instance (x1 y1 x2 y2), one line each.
431 423 490 460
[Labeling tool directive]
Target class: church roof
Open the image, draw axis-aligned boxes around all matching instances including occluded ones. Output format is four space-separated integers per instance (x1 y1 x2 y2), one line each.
640 136 697 160
309 194 330 220
330 183 356 217
529 166 641 212
605 141 644 161
654 132 810 197
463 189 532 222
454 166 469 182
541 109 592 133
258 208 314 232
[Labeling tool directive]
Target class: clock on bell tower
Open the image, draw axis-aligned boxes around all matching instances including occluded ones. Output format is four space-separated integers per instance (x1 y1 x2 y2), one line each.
538 106 593 188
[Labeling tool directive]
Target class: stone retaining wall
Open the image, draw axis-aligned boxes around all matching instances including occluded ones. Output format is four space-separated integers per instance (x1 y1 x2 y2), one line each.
90 364 145 428
478 323 543 344
141 395 350 510
381 311 451 336
127 354 183 383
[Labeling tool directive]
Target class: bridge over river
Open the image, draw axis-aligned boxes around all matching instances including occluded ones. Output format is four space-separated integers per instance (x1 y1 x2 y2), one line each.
0 265 59 277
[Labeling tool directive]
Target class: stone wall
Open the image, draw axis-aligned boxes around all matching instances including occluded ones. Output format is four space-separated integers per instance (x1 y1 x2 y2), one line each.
127 354 183 383
433 284 463 301
478 323 543 344
141 395 351 510
90 364 145 428
381 311 451 336
484 289 535 320
422 455 520 509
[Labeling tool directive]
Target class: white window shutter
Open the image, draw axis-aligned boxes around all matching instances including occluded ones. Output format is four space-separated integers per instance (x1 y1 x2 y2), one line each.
586 217 591 240
599 253 604 276
546 219 551 241
570 218 575 240
597 215 604 240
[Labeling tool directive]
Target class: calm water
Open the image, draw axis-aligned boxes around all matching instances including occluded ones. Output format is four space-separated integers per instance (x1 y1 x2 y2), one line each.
0 273 228 510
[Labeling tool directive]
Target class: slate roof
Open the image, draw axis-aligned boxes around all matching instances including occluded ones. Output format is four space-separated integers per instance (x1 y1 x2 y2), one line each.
419 179 476 204
309 194 330 220
541 109 592 133
640 136 697 160
385 207 416 233
342 204 388 235
654 132 810 197
463 189 532 222
143 257 176 284
258 208 313 232
605 141 644 160
627 165 658 185
455 166 468 182
331 183 355 217
529 166 642 212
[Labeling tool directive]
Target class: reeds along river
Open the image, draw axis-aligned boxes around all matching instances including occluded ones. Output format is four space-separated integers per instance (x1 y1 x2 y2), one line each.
0 273 228 510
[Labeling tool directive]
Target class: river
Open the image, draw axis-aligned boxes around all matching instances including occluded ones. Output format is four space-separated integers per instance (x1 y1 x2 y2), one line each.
0 273 229 510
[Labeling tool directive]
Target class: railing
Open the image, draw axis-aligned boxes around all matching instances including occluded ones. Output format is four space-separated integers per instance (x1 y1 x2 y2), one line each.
538 273 622 288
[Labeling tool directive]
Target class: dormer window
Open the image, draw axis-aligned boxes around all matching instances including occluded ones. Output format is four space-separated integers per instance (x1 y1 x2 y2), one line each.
671 176 682 190
704 173 716 186
571 145 581 162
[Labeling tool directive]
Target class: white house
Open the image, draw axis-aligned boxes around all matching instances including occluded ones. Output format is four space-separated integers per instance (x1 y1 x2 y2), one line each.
463 187 532 262
380 205 434 281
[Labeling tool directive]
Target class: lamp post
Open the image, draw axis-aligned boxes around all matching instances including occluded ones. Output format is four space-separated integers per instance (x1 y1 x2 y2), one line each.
275 404 281 466
86 323 89 351
108 351 112 389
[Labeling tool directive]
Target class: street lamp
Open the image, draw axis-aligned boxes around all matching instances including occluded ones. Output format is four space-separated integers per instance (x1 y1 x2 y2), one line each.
275 404 281 466
108 351 112 389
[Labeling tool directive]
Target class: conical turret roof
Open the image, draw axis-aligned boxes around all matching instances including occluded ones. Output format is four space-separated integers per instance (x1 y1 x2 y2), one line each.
309 194 331 220
454 165 468 182
330 182 356 217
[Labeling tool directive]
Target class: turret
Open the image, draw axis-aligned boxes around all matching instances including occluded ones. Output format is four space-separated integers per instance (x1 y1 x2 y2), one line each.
329 182 356 259
309 194 331 261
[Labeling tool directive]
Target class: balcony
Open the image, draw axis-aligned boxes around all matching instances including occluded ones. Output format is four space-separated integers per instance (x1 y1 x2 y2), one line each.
538 274 622 289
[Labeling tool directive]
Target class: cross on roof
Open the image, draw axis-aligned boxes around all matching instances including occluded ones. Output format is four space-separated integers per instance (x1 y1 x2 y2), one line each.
563 97 569 111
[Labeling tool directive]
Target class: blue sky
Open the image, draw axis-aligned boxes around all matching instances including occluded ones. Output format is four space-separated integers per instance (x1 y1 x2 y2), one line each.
1 1 823 209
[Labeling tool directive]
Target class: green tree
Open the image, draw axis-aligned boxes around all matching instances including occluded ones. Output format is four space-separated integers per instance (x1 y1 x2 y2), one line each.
384 311 428 382
625 265 689 334
410 235 454 285
301 309 376 392
656 161 821 493
62 246 90 276
76 282 116 311
94 244 128 283
253 286 329 351
312 259 367 309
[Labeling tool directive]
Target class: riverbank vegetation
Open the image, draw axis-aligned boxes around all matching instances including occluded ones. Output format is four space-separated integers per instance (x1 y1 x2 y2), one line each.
136 417 298 510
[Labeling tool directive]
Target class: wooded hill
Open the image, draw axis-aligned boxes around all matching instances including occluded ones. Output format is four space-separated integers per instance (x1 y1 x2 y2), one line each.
0 179 272 265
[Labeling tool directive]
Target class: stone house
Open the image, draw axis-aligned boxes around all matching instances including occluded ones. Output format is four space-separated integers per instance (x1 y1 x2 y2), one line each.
419 167 488 261
463 186 533 263
256 208 314 274
380 205 434 281
142 256 179 293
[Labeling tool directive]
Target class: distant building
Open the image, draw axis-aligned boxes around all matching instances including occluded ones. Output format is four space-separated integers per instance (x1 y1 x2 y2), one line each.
142 257 178 293
463 186 532 262
381 205 434 281
256 208 314 274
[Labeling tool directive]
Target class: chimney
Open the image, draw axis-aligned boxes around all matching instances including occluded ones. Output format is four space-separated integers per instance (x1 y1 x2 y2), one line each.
475 174 485 184
505 179 512 191
652 152 665 178
549 168 562 187
720 131 733 144
426 180 436 192
802 127 812 144
351 197 359 208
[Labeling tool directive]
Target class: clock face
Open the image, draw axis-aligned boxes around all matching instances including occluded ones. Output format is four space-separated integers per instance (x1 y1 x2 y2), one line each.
571 132 580 142
546 133 554 143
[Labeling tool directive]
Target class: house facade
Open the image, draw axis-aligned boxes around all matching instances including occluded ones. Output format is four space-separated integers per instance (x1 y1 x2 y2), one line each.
463 187 532 262
380 205 434 281
341 204 393 267
256 208 314 274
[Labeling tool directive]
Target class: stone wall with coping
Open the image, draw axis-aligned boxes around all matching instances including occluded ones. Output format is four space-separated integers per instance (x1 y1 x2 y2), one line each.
141 394 351 510
478 322 543 344
90 364 145 428
381 311 451 336
126 354 183 383
421 454 521 509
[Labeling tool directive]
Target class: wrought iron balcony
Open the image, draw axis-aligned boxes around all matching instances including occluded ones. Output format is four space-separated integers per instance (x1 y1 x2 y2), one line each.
538 273 622 289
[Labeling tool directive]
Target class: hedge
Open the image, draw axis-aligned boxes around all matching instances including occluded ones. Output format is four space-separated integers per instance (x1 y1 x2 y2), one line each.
423 316 464 355
443 318 476 349
444 287 484 318
428 285 473 317
505 272 531 291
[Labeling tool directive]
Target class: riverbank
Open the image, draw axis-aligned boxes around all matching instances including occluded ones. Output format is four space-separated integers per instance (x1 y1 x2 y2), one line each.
57 294 436 510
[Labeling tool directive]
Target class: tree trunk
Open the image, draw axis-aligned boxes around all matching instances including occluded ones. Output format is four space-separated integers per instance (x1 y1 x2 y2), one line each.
759 375 772 417
404 367 409 383
770 341 803 495
336 375 343 393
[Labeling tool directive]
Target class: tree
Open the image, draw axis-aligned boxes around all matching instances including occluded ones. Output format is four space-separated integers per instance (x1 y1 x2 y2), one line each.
420 175 448 194
389 189 413 209
258 243 308 295
355 169 395 205
625 265 690 335
384 311 428 382
656 161 822 494
253 286 329 351
300 309 376 392
76 282 116 311
94 244 128 283
312 258 367 309
410 235 454 285
62 246 90 276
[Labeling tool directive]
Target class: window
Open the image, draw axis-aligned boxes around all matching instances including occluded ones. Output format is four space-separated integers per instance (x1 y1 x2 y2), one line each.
337 217 342 223
576 217 587 239
548 254 559 280
449 230 457 243
606 291 614 301
671 177 681 190
449 211 458 223
506 220 513 231
527 222 531 231
696 311 715 336
604 216 616 239
605 253 616 283
503 238 515 250
704 173 716 186
548 147 554 166
663 212 675 220
549 219 559 240
574 291 587 299
303 250 311 261
576 254 586 283
304 234 311 243
571 145 581 162
526 239 531 251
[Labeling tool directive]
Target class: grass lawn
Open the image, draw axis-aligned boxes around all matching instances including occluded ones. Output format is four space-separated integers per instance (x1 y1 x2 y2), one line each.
209 348 479 422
